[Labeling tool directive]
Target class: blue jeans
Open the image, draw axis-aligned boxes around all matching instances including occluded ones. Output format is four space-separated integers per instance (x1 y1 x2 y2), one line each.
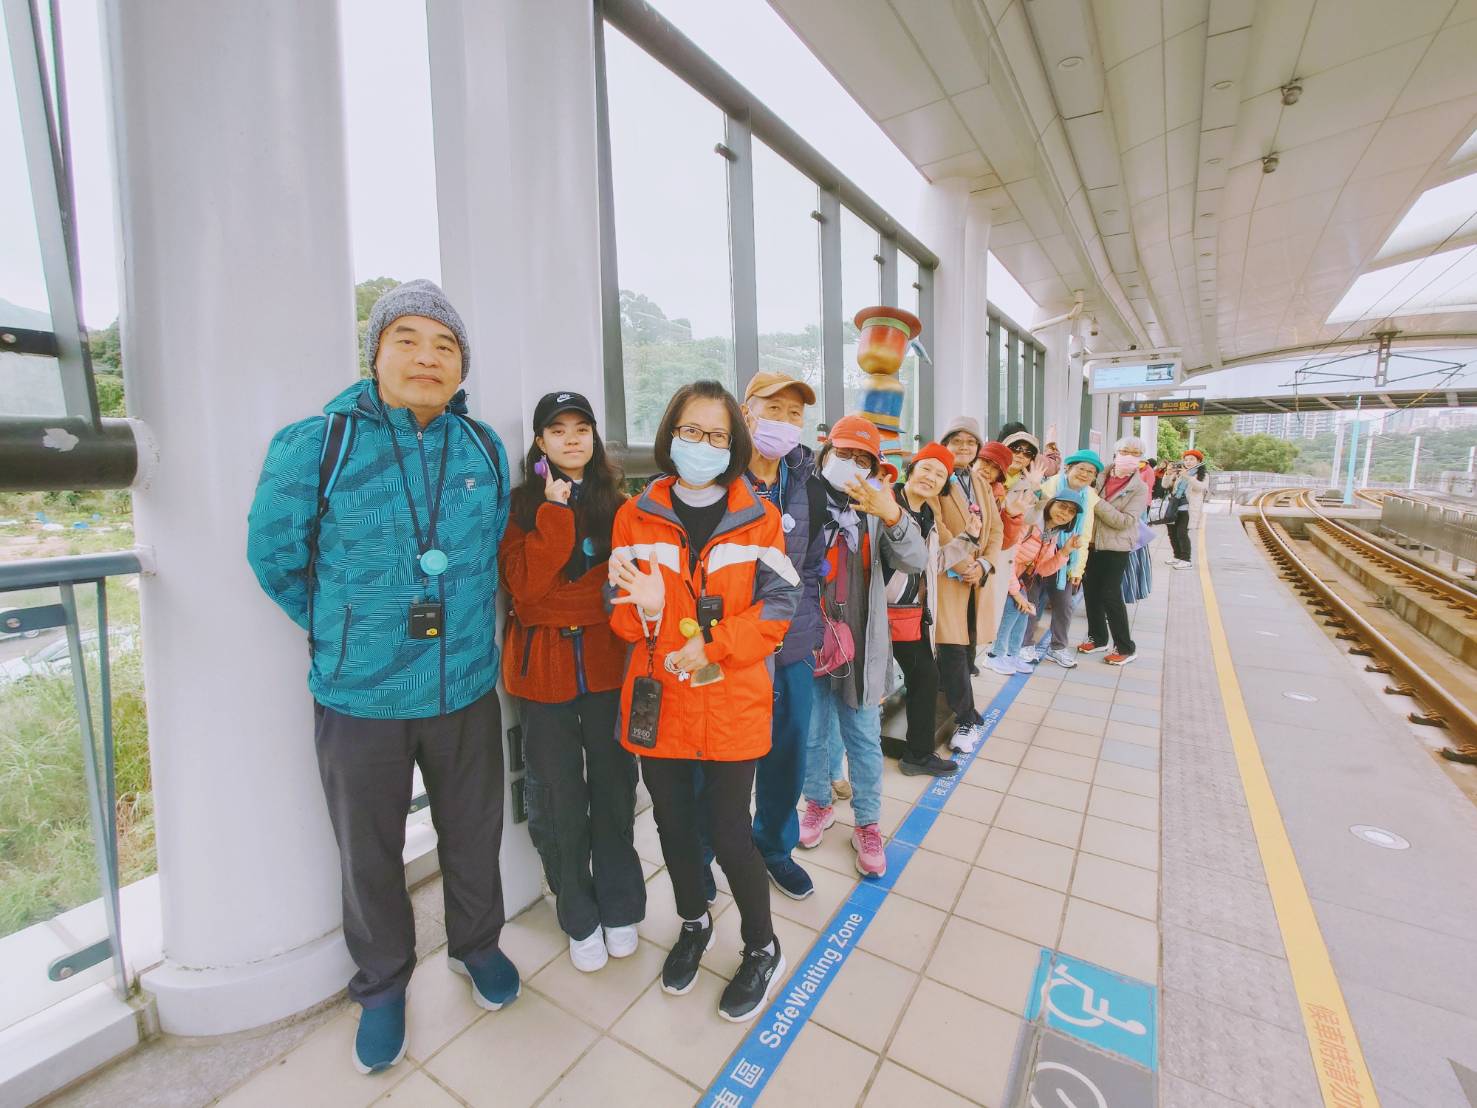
994 594 1033 659
828 729 845 780
751 659 815 865
804 681 883 827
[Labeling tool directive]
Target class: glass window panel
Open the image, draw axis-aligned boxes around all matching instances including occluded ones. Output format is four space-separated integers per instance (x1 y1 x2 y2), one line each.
839 207 880 431
994 320 1008 432
605 27 733 443
1 14 64 416
753 140 823 442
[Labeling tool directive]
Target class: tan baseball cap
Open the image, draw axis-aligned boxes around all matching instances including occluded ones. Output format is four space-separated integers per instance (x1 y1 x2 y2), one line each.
744 371 817 405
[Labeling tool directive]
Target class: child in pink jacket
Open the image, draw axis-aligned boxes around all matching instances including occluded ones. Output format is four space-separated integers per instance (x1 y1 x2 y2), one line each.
987 496 1085 675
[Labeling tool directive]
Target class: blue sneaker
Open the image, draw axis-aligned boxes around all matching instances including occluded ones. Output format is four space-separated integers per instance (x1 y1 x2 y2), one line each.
352 997 406 1075
451 949 521 1011
702 864 718 904
766 857 814 900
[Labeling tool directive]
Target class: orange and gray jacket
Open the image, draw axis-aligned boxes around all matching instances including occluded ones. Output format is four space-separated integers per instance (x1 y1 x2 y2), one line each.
607 476 800 761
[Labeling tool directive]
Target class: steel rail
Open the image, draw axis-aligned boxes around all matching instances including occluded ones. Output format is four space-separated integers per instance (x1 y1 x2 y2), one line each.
1296 490 1477 616
1252 490 1477 764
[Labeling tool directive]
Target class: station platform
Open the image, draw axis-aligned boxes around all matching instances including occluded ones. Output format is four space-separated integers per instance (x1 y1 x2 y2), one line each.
50 515 1477 1108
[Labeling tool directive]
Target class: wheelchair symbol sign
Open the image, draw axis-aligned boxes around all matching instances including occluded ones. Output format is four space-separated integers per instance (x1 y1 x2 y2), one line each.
1030 1061 1107 1108
1026 951 1158 1069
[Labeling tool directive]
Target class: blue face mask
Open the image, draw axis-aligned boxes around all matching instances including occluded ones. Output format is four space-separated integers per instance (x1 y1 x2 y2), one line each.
670 437 731 485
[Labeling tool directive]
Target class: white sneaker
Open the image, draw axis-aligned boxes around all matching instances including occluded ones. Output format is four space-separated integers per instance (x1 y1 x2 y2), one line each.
1173 560 1193 570
1164 557 1184 566
569 929 608 973
949 724 978 754
1013 657 1035 674
987 655 1016 676
604 924 639 959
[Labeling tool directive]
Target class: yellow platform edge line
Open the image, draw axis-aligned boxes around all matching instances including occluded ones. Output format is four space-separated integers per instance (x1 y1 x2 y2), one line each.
1196 522 1381 1108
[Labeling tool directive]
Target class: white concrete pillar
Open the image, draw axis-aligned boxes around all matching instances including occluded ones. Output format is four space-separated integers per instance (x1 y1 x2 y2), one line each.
1038 319 1072 450
921 179 972 434
104 0 357 1033
1140 415 1159 458
426 0 606 915
961 193 992 427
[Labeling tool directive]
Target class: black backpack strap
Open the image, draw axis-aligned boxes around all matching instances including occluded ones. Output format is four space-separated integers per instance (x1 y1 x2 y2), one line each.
456 414 502 497
306 413 355 655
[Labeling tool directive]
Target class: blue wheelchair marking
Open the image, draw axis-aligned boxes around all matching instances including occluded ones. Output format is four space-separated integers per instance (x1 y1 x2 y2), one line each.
700 671 1033 1106
1025 948 1159 1070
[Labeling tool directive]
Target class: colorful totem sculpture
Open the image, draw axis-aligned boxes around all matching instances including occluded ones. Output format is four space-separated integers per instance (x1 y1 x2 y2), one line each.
853 304 922 475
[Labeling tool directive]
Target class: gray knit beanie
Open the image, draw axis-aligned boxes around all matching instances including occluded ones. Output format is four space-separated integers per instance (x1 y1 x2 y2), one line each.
363 279 471 380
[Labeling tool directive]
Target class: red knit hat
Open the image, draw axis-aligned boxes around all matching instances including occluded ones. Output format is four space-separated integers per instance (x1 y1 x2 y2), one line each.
1183 448 1204 461
909 442 955 474
979 441 1014 475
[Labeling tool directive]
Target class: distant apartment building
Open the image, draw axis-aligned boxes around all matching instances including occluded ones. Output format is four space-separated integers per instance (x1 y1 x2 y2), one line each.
1232 409 1337 439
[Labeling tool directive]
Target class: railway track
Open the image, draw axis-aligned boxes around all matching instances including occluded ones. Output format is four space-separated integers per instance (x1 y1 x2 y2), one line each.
1250 489 1477 764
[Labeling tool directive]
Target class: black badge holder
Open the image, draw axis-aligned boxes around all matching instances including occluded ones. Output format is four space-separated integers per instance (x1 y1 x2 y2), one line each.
626 618 662 748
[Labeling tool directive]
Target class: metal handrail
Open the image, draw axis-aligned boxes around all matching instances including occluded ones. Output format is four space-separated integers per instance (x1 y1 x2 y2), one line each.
0 549 145 1000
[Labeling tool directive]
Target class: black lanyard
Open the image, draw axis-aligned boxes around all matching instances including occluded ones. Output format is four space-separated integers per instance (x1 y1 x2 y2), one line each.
388 422 451 564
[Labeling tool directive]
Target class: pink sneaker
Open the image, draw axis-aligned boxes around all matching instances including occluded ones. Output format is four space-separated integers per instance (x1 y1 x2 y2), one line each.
852 824 887 877
798 800 835 849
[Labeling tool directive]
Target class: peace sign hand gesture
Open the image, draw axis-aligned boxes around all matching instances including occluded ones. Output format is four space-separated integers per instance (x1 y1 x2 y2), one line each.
845 476 903 526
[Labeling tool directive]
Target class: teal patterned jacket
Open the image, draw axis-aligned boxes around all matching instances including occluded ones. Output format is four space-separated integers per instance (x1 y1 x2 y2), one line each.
246 379 510 719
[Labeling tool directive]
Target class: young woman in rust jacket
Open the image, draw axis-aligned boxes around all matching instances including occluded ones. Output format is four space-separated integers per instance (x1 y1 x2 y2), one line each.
500 391 644 975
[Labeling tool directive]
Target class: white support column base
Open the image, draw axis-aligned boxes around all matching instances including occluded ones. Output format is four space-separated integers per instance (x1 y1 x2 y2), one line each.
142 931 354 1037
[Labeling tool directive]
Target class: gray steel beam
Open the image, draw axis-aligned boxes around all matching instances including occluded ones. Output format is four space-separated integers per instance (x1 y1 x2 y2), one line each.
1007 328 1021 425
1022 341 1035 435
987 315 1001 436
0 418 139 491
879 234 898 308
591 7 628 446
723 113 758 397
818 189 844 425
916 264 934 441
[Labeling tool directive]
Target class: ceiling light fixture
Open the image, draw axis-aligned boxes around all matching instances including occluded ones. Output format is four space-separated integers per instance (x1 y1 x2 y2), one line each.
1102 208 1119 216
1280 79 1303 106
1213 80 1232 90
1059 55 1084 69
1262 152 1280 174
1200 212 1214 219
1200 251 1213 257
1207 157 1223 165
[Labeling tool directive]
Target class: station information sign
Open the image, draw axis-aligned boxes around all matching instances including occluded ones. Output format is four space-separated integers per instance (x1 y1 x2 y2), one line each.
1119 398 1203 417
1089 357 1183 393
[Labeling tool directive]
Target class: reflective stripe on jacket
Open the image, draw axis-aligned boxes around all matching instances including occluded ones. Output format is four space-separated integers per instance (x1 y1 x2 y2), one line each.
608 477 800 760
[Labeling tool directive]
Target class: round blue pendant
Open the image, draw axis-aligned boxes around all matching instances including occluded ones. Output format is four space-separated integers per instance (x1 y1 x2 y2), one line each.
581 537 596 557
781 513 796 533
419 548 449 576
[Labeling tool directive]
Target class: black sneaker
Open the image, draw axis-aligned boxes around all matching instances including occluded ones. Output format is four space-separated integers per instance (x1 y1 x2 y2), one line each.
718 940 786 1023
702 864 718 904
900 753 959 777
661 917 713 996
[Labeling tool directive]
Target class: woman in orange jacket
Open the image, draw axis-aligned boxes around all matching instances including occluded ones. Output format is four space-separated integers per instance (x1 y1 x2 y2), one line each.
500 392 645 975
607 380 801 1023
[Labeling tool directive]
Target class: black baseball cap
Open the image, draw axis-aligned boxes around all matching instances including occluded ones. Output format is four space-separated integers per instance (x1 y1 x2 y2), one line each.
532 391 597 431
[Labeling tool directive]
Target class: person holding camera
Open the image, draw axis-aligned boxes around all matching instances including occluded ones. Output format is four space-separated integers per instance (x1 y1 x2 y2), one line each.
606 380 800 1023
1165 448 1208 568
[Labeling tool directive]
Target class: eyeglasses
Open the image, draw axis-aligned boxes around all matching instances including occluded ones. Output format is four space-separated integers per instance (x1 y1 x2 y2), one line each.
831 446 875 465
1009 444 1038 456
675 424 731 448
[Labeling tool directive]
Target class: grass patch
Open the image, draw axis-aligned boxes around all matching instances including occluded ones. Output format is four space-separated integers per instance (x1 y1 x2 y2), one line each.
0 579 153 937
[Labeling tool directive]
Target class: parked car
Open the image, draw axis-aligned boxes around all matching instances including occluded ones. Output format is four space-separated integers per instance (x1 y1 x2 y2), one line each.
0 607 42 640
0 627 139 687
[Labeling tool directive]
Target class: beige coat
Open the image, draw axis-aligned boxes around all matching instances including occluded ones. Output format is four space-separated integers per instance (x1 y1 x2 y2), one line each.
933 468 1002 645
1092 471 1151 552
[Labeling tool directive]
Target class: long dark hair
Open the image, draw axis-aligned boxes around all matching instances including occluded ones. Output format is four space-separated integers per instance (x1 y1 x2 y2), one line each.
652 380 753 485
509 420 625 548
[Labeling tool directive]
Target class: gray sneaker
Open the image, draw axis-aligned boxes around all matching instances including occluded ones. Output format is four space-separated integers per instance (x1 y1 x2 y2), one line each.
1044 647 1078 669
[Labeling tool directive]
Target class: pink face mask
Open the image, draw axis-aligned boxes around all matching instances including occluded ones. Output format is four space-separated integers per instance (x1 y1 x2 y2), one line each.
1112 453 1138 476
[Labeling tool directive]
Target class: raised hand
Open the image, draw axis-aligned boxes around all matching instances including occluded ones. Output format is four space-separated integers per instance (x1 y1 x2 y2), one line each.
667 634 709 675
544 465 572 505
845 476 903 526
608 552 665 616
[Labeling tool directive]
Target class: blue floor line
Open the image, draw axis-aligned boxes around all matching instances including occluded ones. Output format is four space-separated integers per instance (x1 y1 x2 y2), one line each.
699 668 1035 1107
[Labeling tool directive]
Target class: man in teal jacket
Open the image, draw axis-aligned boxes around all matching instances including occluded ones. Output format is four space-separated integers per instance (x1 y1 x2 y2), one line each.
247 280 517 1075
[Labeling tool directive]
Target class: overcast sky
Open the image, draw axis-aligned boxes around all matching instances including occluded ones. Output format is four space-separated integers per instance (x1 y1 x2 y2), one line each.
0 0 1040 333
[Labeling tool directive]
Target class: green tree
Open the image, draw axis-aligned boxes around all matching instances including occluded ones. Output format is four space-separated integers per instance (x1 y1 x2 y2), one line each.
356 278 402 376
1218 433 1298 473
94 373 126 417
87 320 121 372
